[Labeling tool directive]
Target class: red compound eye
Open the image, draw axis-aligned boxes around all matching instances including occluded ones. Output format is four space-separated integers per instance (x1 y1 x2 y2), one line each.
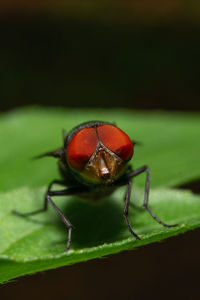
97 124 133 161
67 127 98 169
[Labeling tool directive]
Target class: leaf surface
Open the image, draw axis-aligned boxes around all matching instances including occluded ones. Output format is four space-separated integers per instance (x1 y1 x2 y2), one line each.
0 186 200 283
0 107 200 283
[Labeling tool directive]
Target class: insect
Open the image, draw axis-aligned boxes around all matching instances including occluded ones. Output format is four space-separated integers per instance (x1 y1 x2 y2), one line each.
13 121 177 251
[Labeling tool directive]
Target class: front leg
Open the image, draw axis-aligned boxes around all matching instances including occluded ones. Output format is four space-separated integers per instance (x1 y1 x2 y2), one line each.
44 185 89 251
122 166 178 228
123 180 140 240
46 189 73 251
12 182 89 251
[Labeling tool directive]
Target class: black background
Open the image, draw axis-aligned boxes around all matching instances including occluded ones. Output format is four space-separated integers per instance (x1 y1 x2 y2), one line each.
0 2 200 299
1 13 200 112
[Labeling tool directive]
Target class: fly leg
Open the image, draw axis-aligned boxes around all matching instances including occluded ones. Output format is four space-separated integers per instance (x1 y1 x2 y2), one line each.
12 181 88 250
46 189 74 251
12 180 66 216
40 186 88 251
126 166 178 227
123 180 140 240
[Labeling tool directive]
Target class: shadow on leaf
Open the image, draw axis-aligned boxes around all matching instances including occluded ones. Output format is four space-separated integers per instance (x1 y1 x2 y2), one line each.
53 196 131 249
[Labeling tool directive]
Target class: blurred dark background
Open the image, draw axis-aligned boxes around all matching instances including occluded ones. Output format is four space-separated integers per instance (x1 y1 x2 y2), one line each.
0 0 200 112
1 1 200 299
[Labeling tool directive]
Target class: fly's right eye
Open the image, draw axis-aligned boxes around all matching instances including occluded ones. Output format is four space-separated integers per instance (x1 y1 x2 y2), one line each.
67 127 98 169
97 124 133 161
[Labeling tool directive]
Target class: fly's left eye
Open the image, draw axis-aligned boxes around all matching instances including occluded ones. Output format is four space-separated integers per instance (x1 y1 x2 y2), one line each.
97 124 133 161
67 127 98 169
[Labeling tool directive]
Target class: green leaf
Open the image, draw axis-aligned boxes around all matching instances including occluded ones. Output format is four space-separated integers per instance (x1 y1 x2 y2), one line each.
0 186 200 283
0 107 200 283
0 107 200 191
